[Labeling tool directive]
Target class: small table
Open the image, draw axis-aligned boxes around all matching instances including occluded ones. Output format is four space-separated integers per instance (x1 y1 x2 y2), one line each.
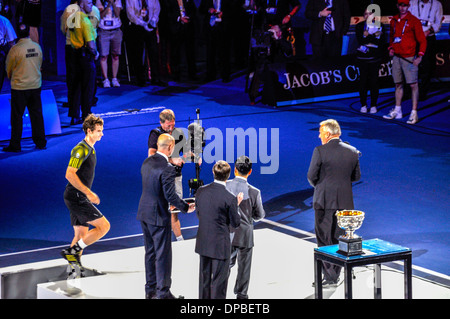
314 238 412 299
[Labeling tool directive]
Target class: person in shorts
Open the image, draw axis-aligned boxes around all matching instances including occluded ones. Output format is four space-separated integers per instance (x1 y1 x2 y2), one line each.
61 114 110 266
95 0 123 88
383 0 427 125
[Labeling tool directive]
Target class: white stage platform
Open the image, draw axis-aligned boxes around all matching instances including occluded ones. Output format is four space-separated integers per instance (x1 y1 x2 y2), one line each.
1 228 449 299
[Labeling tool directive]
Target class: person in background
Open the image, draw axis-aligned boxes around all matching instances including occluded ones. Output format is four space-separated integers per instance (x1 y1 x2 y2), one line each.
383 0 426 125
96 0 123 88
0 1 16 93
355 6 384 114
409 0 443 100
305 0 351 59
3 24 45 152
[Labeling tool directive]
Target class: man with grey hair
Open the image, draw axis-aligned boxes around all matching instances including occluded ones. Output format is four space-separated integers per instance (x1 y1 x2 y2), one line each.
307 119 361 287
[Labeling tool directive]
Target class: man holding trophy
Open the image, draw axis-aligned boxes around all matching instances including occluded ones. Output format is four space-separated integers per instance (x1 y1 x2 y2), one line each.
307 119 361 287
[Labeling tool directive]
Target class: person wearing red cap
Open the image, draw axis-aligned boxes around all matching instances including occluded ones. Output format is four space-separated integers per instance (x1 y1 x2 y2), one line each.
383 0 427 125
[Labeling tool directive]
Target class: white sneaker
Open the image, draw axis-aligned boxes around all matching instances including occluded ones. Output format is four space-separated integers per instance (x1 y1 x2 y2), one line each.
360 106 367 113
383 108 402 119
407 111 418 124
370 106 377 114
111 78 120 87
103 79 111 88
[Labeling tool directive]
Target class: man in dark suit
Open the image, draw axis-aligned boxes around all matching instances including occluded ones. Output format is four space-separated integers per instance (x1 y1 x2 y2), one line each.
307 119 361 286
305 0 350 58
195 160 243 299
137 133 195 299
226 156 265 299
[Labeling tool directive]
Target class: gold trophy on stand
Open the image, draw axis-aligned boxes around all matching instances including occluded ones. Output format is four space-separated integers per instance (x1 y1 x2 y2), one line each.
336 210 365 256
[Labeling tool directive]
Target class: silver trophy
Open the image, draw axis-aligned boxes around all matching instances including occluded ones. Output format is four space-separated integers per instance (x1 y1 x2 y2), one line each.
336 210 365 256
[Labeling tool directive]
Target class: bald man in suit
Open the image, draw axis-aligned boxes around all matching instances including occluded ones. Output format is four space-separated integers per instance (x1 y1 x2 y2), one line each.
137 133 195 299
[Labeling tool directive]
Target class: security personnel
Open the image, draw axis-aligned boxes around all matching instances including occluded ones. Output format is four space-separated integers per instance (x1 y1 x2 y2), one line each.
3 24 46 152
68 0 99 123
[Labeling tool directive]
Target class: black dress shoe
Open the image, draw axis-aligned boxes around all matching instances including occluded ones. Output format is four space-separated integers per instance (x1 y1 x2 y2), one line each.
70 117 83 125
312 277 339 288
2 145 21 152
35 145 47 150
146 291 156 299
151 79 169 87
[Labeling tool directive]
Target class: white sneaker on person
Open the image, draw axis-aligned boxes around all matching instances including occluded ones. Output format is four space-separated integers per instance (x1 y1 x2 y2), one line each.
360 106 367 113
407 111 418 124
370 106 377 114
383 108 402 119
112 78 120 87
103 79 111 88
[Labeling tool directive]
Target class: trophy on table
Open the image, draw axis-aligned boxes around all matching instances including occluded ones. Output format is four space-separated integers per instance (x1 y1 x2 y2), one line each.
336 210 365 256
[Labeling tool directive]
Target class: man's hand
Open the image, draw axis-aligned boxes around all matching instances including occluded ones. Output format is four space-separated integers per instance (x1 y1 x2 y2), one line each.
187 203 196 213
87 190 100 205
319 7 332 17
237 192 244 206
413 56 422 66
171 157 185 166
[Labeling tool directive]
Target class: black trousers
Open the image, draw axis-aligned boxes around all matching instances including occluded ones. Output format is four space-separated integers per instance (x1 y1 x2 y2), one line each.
229 246 253 298
67 48 96 119
0 47 6 93
126 24 160 84
205 23 231 81
199 255 229 299
315 208 344 281
140 221 173 298
312 31 342 59
357 60 380 107
9 88 46 150
169 24 197 79
419 35 436 97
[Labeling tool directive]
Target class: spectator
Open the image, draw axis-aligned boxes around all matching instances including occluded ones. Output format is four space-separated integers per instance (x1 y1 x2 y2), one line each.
383 0 426 125
0 5 16 93
355 6 385 114
96 0 123 88
305 0 350 58
409 0 443 100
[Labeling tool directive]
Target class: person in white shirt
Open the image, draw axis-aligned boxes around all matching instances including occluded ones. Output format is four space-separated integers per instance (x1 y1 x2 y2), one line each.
409 0 443 100
0 10 16 93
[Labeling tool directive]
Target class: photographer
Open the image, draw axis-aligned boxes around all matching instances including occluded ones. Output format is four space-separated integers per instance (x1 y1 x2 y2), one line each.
248 24 293 105
148 109 202 240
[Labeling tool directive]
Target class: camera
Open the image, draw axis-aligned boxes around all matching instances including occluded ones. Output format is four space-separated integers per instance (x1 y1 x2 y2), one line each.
187 109 205 195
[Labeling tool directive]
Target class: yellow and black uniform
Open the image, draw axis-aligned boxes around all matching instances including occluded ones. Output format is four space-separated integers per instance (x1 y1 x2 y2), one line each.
3 37 46 151
64 140 103 226
67 10 97 121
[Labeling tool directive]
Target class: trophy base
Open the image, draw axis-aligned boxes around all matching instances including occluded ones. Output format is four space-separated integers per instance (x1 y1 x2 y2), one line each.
337 237 363 256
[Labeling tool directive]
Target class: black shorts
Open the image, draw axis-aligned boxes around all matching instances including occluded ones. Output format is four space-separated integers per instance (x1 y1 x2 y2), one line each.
64 188 103 227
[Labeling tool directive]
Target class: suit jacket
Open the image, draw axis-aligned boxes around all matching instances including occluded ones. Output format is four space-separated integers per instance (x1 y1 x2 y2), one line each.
307 139 361 210
226 177 265 248
195 182 240 260
305 0 350 46
166 0 197 35
137 153 189 226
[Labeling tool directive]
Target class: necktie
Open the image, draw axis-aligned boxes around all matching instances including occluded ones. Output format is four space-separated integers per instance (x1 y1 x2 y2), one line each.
324 0 332 32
